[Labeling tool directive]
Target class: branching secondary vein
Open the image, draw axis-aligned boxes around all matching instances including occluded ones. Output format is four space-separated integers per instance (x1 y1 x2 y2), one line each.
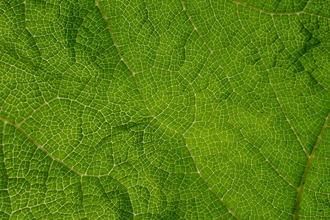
293 110 330 220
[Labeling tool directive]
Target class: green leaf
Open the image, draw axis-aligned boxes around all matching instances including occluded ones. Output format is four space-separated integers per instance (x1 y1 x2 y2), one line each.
1 0 330 219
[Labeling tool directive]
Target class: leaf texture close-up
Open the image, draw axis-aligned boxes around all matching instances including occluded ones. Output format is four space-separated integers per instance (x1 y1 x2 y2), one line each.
1 0 330 219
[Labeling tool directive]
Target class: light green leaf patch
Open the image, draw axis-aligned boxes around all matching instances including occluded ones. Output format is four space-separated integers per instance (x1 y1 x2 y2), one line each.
1 0 330 219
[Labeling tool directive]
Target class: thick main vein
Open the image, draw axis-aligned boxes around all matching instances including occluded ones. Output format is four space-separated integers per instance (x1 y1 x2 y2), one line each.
180 0 262 115
180 1 243 219
293 110 330 220
0 114 113 178
94 1 153 121
0 115 82 177
96 1 241 218
268 16 309 157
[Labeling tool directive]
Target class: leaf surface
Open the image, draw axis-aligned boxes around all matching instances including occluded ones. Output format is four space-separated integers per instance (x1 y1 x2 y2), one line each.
1 0 330 219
